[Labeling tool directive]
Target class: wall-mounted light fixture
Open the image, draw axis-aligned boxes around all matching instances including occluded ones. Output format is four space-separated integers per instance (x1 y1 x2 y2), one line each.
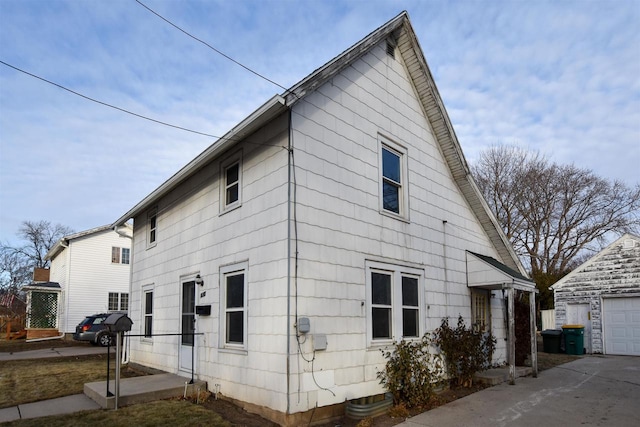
195 274 204 286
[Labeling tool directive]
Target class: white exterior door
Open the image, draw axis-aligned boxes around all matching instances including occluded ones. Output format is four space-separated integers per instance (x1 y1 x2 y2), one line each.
603 297 640 356
567 303 591 353
179 280 196 374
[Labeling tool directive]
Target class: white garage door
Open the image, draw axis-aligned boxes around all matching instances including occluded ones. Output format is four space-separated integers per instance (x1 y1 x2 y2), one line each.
603 297 640 356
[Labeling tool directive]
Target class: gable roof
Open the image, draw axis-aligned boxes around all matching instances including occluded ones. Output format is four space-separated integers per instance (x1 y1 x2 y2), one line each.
112 11 525 275
550 233 640 290
46 223 133 261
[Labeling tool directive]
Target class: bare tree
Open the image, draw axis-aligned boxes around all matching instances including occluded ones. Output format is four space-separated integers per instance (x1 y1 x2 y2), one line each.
472 146 640 308
0 220 73 293
0 247 32 294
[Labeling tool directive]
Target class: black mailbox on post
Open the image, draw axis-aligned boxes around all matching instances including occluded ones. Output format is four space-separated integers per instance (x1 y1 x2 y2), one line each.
104 313 133 333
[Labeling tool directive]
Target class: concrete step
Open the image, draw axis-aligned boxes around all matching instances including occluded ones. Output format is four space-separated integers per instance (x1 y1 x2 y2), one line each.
84 373 207 409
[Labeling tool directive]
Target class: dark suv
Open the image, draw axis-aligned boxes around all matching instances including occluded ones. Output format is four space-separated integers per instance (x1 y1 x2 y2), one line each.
73 313 118 346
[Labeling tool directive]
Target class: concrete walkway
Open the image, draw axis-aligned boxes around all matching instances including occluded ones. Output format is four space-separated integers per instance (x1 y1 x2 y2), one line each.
398 355 640 427
0 345 112 361
0 345 205 423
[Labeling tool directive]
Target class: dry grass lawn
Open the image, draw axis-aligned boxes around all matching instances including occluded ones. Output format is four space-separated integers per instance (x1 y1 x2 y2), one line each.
0 354 147 408
1 400 230 427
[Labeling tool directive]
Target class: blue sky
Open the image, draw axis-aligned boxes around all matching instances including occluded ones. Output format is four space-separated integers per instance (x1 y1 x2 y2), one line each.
1 0 639 245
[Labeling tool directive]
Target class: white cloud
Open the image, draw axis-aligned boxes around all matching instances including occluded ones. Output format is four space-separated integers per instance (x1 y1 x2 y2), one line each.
1 0 638 244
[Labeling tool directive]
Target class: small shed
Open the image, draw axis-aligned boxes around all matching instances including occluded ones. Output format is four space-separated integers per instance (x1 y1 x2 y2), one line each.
551 234 640 355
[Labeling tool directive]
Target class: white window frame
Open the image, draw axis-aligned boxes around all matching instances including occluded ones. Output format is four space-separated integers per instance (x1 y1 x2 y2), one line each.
365 260 424 346
111 247 130 264
220 261 248 351
111 247 121 264
108 292 129 311
220 151 243 213
378 135 409 219
142 286 154 340
147 207 158 248
121 248 130 265
471 289 490 332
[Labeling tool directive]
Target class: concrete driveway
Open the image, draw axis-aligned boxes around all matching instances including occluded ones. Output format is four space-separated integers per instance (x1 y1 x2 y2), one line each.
399 355 639 427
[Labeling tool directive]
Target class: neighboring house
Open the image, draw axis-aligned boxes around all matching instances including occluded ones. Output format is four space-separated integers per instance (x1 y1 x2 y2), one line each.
113 12 536 425
21 224 132 340
552 233 640 356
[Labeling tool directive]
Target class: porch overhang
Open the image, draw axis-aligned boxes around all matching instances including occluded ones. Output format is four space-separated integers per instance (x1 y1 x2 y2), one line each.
466 251 536 292
20 282 62 292
466 251 538 384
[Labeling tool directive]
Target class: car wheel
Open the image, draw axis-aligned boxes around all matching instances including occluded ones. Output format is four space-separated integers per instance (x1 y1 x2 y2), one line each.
97 333 113 347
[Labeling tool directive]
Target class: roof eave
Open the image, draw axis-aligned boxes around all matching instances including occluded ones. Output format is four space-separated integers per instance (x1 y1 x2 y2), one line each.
113 95 287 227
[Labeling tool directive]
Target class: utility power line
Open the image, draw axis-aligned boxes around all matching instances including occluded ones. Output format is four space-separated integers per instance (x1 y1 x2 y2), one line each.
0 60 219 139
134 0 291 95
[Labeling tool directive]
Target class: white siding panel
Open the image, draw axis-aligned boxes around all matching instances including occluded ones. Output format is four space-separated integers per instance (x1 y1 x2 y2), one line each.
51 229 131 333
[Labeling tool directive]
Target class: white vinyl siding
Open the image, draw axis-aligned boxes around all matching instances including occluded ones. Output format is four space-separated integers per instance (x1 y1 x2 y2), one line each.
126 39 508 416
47 228 131 333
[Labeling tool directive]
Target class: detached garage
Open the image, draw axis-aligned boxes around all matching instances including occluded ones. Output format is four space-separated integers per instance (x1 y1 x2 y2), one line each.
552 234 640 355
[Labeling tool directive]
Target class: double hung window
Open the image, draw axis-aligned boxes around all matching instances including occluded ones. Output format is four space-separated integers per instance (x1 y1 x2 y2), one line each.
221 262 248 349
379 136 408 218
367 261 423 344
221 152 242 212
143 288 153 338
148 208 157 247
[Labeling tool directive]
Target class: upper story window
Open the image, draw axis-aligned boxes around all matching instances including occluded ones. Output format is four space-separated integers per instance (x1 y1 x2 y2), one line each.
111 247 130 264
366 261 423 345
148 208 157 247
379 136 409 219
221 152 242 213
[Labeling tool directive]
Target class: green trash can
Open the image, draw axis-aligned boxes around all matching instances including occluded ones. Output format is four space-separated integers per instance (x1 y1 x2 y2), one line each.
562 324 585 355
541 329 563 353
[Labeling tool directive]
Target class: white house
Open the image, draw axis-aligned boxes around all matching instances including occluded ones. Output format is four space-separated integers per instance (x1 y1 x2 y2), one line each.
22 224 132 339
113 12 536 425
552 233 640 356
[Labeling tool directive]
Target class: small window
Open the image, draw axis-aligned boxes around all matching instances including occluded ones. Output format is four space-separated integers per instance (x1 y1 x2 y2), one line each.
379 136 408 218
111 247 121 264
143 289 153 338
112 247 130 264
471 290 490 332
108 292 119 311
225 163 240 205
221 153 242 212
148 208 157 246
120 293 129 311
221 262 248 348
108 292 129 311
366 261 423 345
121 248 130 265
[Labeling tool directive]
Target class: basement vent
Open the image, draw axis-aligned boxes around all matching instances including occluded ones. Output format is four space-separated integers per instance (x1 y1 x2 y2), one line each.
386 40 396 59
